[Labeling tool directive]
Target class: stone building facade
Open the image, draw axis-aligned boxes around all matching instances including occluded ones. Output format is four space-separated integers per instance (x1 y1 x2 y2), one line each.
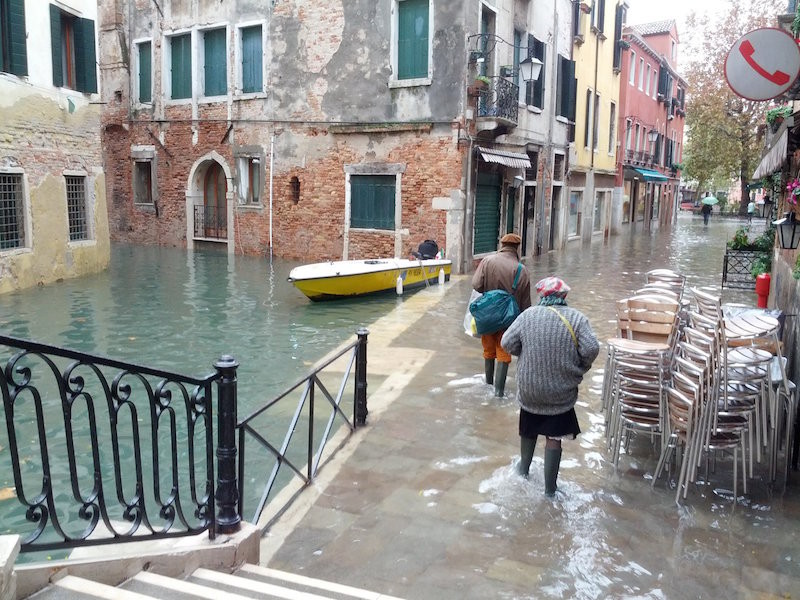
0 0 110 293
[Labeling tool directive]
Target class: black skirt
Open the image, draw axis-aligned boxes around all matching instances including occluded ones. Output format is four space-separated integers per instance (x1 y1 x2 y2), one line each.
519 407 581 440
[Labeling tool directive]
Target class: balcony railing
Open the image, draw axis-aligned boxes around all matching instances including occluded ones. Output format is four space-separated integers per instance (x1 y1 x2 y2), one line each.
194 204 227 240
476 76 519 125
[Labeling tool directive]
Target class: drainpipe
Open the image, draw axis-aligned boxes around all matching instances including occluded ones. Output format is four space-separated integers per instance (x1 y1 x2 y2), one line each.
269 132 274 259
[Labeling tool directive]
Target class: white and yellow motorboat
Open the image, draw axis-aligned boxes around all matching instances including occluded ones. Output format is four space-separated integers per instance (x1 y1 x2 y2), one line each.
288 258 451 301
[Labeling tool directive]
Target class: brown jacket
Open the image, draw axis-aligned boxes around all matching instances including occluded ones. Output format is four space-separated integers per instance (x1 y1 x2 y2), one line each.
472 246 532 312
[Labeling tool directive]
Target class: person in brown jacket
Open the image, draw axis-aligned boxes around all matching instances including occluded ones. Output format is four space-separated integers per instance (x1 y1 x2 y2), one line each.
471 233 532 396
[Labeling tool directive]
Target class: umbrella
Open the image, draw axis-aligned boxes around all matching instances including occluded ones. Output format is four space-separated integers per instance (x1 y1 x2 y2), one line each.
701 196 719 206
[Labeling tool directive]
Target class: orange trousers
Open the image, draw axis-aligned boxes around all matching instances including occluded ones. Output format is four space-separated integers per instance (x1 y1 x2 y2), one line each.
481 331 511 363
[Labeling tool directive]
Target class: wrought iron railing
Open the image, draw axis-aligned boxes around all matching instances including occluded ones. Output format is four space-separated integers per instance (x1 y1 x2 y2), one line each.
477 76 519 124
238 329 368 528
0 335 238 553
194 204 227 240
722 249 760 290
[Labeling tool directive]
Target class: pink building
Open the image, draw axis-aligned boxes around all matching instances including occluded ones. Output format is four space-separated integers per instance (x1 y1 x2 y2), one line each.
616 21 686 229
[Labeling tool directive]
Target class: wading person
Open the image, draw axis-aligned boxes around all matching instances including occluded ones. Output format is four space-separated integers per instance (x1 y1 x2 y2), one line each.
471 233 531 397
501 277 599 497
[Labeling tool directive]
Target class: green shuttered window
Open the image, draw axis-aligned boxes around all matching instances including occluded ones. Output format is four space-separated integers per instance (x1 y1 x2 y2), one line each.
526 35 545 109
138 41 151 103
350 176 395 230
1 0 28 76
204 28 226 97
171 33 191 99
241 25 262 93
397 0 428 80
49 4 96 93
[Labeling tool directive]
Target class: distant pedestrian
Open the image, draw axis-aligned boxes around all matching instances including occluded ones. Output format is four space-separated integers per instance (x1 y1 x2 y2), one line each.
701 194 713 226
471 233 531 397
501 277 599 497
747 200 756 223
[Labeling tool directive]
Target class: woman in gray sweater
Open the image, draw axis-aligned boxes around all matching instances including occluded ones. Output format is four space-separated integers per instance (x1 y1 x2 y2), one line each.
501 276 599 497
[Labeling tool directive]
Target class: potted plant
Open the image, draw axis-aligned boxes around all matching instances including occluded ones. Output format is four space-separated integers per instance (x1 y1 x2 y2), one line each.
580 1 592 14
468 74 491 97
617 39 631 50
766 105 792 131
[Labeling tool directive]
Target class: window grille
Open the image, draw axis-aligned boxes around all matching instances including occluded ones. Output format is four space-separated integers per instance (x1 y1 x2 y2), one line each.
0 173 24 250
65 175 87 241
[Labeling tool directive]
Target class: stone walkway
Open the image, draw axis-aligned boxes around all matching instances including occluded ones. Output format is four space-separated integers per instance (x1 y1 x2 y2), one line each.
260 275 800 600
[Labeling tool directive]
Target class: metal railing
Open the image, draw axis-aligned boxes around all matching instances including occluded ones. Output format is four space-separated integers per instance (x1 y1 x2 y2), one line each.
194 204 227 240
722 250 759 290
237 328 369 528
0 335 230 553
477 76 519 124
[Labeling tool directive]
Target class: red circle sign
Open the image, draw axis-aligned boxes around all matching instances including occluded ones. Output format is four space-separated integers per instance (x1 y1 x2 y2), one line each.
724 28 800 101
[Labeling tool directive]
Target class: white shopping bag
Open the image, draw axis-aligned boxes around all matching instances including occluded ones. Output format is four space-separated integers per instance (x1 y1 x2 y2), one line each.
463 290 481 338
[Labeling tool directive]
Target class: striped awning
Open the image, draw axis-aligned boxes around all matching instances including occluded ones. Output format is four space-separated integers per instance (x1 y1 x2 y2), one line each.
752 129 788 180
476 147 531 169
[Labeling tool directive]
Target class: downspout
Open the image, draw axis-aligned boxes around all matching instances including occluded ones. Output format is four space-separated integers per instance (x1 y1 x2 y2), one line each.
269 132 275 259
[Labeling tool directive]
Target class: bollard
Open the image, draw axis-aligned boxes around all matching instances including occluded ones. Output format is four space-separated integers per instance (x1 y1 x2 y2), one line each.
354 328 369 426
755 273 771 308
214 354 241 533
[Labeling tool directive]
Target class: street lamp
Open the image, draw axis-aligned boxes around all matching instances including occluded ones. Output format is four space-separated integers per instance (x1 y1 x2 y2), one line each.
519 56 543 83
647 129 659 143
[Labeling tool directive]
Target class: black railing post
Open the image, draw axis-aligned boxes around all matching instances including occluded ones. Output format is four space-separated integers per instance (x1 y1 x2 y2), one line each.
214 354 241 533
354 328 369 426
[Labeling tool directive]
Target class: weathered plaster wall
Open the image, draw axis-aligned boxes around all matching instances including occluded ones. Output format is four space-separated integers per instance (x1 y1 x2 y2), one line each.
0 88 110 294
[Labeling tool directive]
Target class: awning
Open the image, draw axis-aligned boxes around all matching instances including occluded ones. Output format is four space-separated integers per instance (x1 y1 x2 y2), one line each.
631 167 669 182
752 129 788 180
476 147 532 169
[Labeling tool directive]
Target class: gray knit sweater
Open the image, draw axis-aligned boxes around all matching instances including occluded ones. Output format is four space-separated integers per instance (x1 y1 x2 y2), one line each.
501 305 600 416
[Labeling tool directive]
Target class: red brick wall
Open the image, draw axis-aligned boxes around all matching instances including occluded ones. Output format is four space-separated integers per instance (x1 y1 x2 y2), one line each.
103 118 461 262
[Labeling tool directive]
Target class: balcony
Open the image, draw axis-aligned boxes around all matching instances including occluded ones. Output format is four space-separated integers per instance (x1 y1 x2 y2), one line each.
475 76 519 128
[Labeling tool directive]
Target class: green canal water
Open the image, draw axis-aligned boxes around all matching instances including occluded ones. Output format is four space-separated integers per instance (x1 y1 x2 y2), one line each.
0 244 405 557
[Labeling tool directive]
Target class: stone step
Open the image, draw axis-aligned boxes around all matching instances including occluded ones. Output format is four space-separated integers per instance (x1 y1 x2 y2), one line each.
231 564 403 600
27 565 404 600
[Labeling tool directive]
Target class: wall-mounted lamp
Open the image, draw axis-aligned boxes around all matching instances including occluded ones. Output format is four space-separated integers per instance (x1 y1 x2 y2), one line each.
510 175 525 189
774 213 800 249
647 129 659 143
519 56 543 82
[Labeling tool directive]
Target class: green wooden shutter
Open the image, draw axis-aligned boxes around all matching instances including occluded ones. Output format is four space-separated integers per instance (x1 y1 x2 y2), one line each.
505 189 515 234
474 173 501 254
241 25 262 93
612 4 624 70
397 0 428 80
533 40 545 109
4 0 27 76
597 0 606 32
138 41 151 102
74 17 97 93
204 28 226 96
171 33 191 99
50 4 62 87
351 176 395 230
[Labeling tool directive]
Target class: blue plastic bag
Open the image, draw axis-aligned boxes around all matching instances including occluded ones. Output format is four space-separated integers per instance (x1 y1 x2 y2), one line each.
469 290 520 335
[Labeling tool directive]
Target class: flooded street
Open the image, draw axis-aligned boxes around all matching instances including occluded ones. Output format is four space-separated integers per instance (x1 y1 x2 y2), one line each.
266 213 800 599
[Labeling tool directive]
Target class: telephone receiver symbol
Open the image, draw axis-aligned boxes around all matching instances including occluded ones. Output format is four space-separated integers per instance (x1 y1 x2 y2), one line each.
739 40 791 86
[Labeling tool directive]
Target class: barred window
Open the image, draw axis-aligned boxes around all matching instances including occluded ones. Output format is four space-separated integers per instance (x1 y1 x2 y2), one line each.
0 173 25 250
65 175 88 241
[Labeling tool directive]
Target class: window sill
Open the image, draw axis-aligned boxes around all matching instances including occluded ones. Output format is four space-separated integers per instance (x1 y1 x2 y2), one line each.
234 92 268 100
0 246 32 257
134 203 156 210
68 239 96 248
389 77 432 89
199 95 228 104
165 98 193 106
236 203 263 210
555 116 570 124
133 102 153 110
527 105 543 114
349 227 396 235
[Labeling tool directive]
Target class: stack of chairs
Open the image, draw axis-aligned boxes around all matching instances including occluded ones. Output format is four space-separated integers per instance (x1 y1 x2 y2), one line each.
604 293 681 468
652 309 758 503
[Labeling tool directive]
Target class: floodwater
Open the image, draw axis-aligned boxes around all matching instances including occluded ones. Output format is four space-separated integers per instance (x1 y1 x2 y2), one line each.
265 212 800 599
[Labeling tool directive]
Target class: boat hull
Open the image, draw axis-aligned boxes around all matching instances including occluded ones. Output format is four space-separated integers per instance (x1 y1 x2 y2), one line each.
288 259 452 301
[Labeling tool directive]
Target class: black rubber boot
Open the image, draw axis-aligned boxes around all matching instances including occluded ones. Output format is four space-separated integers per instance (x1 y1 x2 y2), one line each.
518 435 537 477
494 362 509 397
544 447 562 497
484 359 495 385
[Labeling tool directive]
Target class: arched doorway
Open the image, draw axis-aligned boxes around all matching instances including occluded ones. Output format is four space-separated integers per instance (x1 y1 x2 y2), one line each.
203 162 227 239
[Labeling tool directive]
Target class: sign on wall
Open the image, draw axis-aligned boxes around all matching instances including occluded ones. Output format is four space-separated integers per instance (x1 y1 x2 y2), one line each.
724 28 800 101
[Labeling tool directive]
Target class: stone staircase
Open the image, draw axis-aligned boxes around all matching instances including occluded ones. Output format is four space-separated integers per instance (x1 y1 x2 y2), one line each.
27 563 403 600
